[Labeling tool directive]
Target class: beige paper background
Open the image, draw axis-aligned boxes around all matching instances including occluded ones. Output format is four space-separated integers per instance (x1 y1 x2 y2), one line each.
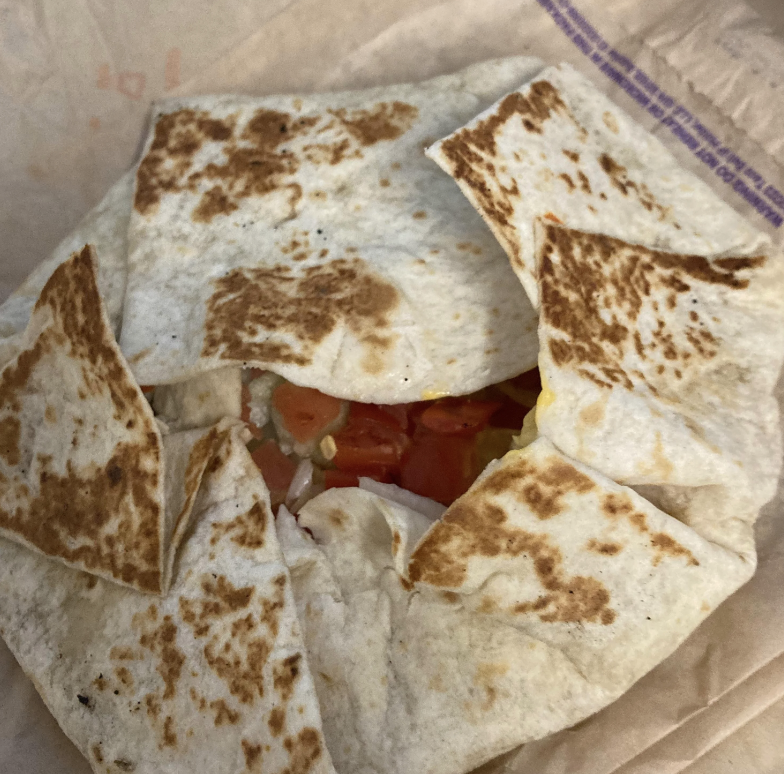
2 1 784 772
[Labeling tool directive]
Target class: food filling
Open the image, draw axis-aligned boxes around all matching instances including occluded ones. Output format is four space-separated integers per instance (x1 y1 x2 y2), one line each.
145 367 541 511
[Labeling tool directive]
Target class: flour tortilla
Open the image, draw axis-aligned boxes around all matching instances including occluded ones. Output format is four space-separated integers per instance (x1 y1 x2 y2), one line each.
427 63 768 308
278 437 750 774
152 367 243 432
0 246 169 594
531 221 784 557
119 58 544 402
0 421 335 774
0 172 132 348
0 247 236 595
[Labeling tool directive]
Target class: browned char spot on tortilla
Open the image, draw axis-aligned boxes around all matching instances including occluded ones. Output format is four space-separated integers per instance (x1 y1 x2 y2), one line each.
161 716 177 748
135 101 417 222
192 186 239 222
474 662 509 710
473 454 595 520
0 247 164 593
273 653 303 702
602 492 699 566
114 666 134 688
585 538 622 556
283 728 324 774
408 454 616 625
210 498 268 549
187 110 317 222
558 173 575 192
268 706 286 737
210 698 241 726
201 257 400 367
242 739 262 770
0 416 20 465
597 153 669 219
538 222 765 392
134 109 236 216
133 607 186 700
437 81 568 267
179 573 288 705
327 101 418 146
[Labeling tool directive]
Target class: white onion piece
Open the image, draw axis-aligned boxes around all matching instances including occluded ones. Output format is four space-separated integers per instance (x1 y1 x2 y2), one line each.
286 458 314 508
247 371 282 431
358 478 446 521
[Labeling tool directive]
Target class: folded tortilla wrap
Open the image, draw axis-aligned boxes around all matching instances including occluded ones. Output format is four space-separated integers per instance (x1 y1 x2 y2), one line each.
532 221 784 557
426 62 768 308
0 419 335 774
0 247 173 593
427 59 784 557
1 55 782 774
278 437 751 774
119 58 544 401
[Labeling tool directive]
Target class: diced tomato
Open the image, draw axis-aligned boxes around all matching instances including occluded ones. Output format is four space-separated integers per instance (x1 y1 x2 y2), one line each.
399 431 479 505
346 403 406 431
324 470 360 490
251 440 297 501
139 384 155 395
375 403 410 431
247 367 266 380
241 384 264 439
419 399 501 436
332 408 410 475
510 368 542 392
272 382 344 443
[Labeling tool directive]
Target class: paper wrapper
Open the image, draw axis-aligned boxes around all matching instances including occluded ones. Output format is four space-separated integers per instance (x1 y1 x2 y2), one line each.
2 1 784 772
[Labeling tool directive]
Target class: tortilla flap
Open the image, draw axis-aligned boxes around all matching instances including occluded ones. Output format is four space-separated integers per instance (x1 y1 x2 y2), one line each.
0 246 166 594
426 63 767 308
533 221 784 554
0 423 334 774
280 437 750 774
120 58 544 402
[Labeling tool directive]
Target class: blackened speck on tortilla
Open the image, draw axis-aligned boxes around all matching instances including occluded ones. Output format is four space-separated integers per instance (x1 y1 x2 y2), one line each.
77 694 89 705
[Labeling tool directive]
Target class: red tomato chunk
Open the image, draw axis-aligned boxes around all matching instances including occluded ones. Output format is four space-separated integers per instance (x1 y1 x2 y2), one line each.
332 403 410 476
400 431 479 505
273 382 343 442
419 399 501 436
